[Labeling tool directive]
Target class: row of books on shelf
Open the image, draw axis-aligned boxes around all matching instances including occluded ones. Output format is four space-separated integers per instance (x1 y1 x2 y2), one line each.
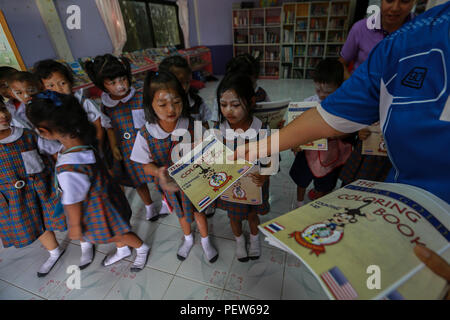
234 16 248 27
283 30 294 43
330 3 349 16
310 5 328 16
266 32 280 43
282 46 293 63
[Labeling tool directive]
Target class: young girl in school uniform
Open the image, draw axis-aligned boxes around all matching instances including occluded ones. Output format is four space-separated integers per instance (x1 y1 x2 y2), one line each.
211 54 271 125
130 70 218 263
158 55 216 218
33 59 111 156
0 102 67 277
5 71 42 129
215 73 271 262
85 54 165 221
26 91 150 272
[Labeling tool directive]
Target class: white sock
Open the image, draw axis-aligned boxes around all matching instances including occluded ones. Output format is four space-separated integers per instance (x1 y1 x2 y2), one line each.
103 246 131 266
38 247 63 276
131 243 150 271
205 206 215 214
201 236 218 262
145 203 158 220
235 235 248 261
79 242 94 268
177 234 194 260
159 200 170 214
248 233 261 258
296 201 305 208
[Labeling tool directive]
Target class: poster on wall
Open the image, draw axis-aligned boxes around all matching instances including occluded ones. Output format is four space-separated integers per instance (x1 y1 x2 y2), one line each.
148 2 182 48
0 10 26 70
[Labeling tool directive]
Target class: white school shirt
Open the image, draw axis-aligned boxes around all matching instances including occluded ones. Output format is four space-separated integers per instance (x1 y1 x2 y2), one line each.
217 116 272 169
101 87 136 108
5 100 33 129
0 126 62 175
56 149 96 205
74 90 112 129
130 117 190 164
188 95 213 122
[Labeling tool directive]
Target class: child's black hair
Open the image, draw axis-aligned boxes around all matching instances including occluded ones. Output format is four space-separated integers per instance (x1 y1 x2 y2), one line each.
225 54 261 78
159 55 192 74
27 91 97 147
158 55 205 118
84 54 132 92
7 71 43 92
216 73 255 123
312 58 344 87
143 70 190 124
33 59 74 86
0 66 18 82
0 67 18 102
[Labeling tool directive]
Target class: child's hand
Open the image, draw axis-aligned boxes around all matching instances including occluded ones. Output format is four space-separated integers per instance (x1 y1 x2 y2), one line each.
68 225 83 241
248 172 269 187
112 146 123 161
358 128 371 141
157 166 180 192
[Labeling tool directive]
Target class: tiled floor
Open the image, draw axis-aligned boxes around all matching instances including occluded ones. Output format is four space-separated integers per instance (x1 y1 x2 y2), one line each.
0 79 332 300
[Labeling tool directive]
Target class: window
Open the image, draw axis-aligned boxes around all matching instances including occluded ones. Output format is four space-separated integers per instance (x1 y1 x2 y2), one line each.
119 0 184 51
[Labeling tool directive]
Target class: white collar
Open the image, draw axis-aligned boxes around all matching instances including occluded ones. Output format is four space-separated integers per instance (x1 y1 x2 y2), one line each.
145 117 190 139
56 149 96 167
188 94 195 108
101 87 136 107
219 116 262 140
0 126 23 144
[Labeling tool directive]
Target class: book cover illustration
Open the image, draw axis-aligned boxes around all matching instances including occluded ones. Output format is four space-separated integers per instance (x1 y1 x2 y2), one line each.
168 134 253 212
254 99 291 129
362 124 388 157
288 101 328 151
259 180 450 300
220 165 262 205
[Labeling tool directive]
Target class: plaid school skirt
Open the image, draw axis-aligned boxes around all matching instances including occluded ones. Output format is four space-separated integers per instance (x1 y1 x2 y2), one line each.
0 130 66 248
339 140 392 186
141 120 197 223
57 162 132 244
216 180 270 222
102 92 149 188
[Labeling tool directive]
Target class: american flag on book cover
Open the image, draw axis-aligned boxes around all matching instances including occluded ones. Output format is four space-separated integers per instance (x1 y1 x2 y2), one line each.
320 266 358 300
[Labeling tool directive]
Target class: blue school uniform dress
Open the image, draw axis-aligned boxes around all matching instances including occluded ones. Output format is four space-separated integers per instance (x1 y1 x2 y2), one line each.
214 117 271 221
318 3 450 203
0 127 66 248
101 87 149 187
131 118 197 223
55 148 132 244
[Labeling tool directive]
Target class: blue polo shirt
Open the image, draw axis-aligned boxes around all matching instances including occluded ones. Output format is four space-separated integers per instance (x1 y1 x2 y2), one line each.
318 3 450 203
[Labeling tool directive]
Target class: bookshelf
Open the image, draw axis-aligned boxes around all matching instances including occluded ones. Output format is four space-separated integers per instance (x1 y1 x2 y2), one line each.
281 1 352 79
232 7 282 79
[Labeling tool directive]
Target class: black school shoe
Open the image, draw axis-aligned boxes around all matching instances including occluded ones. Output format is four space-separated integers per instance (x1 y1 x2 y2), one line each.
79 245 96 270
37 249 66 278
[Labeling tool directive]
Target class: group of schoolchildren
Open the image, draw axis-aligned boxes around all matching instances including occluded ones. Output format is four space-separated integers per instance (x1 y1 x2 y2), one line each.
0 52 391 278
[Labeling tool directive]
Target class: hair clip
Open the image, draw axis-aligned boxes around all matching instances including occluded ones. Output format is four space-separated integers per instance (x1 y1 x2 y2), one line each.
36 90 63 107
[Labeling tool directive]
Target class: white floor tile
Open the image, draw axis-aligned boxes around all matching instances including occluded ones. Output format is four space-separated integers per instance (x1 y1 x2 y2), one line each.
0 280 44 300
105 267 173 300
225 246 286 300
176 235 235 289
281 255 329 300
221 290 257 300
145 223 184 274
163 276 222 300
48 250 131 300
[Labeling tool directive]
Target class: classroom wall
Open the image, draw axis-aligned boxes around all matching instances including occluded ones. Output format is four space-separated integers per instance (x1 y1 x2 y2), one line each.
0 0 113 68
